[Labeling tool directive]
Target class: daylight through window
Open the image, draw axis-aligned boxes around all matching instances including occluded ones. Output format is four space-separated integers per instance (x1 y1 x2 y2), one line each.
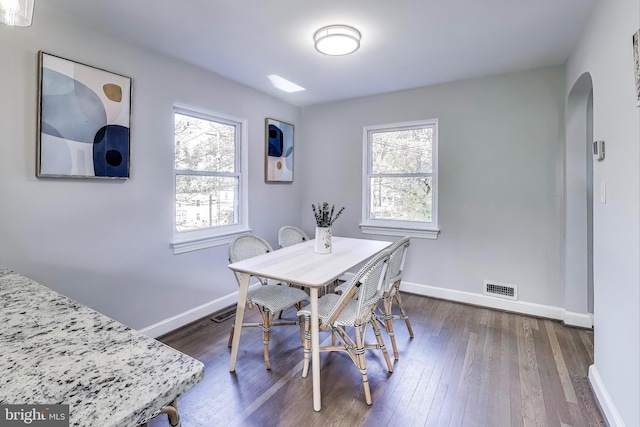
362 119 439 238
174 109 241 233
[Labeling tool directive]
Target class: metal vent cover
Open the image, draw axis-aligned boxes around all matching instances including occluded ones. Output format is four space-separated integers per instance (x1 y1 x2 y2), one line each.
211 306 236 323
484 281 517 300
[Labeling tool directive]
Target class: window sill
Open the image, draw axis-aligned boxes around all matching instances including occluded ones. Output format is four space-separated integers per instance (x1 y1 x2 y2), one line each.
171 227 251 254
359 223 439 239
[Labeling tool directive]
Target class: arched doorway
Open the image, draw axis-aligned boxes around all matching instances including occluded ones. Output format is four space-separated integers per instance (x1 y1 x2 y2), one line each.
565 72 594 319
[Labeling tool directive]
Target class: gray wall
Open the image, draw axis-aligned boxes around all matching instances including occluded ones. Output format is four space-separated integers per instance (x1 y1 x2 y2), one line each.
2 3 636 425
299 67 566 307
566 0 640 425
0 7 303 329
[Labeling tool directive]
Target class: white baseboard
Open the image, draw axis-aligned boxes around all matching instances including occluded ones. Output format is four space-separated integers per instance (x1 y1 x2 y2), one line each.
137 280 280 338
563 311 593 329
589 365 625 427
341 274 593 328
138 292 240 338
402 280 593 328
140 277 593 338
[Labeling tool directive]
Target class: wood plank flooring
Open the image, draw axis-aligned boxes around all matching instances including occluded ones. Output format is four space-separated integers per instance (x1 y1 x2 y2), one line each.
148 294 604 427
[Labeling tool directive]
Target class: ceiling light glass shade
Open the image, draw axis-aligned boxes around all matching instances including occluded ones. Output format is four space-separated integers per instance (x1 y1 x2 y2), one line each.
314 25 361 56
0 0 35 27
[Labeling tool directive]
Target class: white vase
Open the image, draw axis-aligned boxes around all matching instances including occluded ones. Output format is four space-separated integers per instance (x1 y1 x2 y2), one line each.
314 227 332 254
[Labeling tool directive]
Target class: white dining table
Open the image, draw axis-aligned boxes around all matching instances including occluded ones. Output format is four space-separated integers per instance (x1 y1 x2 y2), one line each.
227 236 391 411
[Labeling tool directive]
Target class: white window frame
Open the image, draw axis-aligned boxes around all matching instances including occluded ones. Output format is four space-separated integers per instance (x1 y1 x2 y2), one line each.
171 103 250 254
360 119 440 239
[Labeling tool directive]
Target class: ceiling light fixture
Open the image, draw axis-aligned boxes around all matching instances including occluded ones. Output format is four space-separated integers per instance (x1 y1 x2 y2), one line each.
268 74 306 93
0 0 35 27
314 25 361 56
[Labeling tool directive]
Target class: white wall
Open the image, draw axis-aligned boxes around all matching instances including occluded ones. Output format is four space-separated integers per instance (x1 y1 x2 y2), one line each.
566 0 640 425
0 7 302 331
300 67 567 309
2 6 635 424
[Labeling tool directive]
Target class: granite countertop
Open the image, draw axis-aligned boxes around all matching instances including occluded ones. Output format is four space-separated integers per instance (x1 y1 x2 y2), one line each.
0 267 205 427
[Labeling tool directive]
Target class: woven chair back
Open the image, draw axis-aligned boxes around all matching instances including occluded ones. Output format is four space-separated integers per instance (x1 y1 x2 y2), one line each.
228 233 273 285
326 249 390 325
278 226 309 248
384 237 411 292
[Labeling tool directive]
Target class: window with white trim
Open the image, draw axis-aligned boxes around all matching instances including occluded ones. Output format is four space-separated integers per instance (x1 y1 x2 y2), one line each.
171 105 249 254
361 119 439 239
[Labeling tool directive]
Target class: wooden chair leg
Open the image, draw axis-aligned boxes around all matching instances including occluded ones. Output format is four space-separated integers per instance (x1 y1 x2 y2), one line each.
227 323 235 348
382 294 399 360
354 324 372 405
370 317 393 373
394 288 414 337
301 314 311 378
262 310 272 370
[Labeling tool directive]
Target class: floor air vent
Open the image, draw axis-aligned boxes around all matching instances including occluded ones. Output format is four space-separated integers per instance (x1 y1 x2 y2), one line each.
211 306 236 323
484 281 517 300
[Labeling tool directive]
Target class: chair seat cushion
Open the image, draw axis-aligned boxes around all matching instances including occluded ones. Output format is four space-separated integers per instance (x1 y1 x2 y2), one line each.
248 284 309 313
297 293 370 327
333 282 348 294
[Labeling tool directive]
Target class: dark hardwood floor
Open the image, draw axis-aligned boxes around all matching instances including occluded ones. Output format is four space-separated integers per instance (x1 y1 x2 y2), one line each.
148 294 604 427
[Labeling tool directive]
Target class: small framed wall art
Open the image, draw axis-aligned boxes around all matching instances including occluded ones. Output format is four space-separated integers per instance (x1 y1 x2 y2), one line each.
37 51 132 178
265 118 294 182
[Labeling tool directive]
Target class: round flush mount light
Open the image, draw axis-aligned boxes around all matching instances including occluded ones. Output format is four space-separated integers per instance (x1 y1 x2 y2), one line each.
314 25 361 56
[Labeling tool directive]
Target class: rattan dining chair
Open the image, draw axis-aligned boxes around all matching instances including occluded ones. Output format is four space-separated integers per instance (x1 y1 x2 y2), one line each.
228 233 310 370
278 225 310 248
375 237 413 360
297 249 393 405
335 237 413 360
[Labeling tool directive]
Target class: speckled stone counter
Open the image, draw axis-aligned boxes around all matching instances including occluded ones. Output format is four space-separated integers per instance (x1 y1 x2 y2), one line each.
0 268 205 427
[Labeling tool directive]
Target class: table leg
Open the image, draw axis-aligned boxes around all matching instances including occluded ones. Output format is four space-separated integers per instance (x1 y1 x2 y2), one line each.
229 273 250 372
310 287 321 411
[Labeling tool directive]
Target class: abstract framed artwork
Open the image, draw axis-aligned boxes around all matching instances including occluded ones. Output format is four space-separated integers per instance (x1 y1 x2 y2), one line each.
265 118 294 182
37 51 132 178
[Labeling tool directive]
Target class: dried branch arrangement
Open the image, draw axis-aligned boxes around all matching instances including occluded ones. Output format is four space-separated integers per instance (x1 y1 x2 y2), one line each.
311 202 345 227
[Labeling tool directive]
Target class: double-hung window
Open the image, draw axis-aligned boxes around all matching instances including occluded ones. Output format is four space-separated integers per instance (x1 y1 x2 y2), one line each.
361 119 439 239
171 105 248 254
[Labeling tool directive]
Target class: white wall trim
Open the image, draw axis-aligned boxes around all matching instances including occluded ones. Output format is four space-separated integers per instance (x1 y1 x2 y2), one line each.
401 280 593 328
562 311 594 329
141 276 594 338
341 273 593 328
359 224 440 239
138 281 281 338
138 292 239 338
589 365 625 427
171 227 250 255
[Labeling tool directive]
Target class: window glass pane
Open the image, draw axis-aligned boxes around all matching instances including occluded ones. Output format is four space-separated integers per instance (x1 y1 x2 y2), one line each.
371 128 432 174
370 177 432 222
175 175 238 232
175 113 236 172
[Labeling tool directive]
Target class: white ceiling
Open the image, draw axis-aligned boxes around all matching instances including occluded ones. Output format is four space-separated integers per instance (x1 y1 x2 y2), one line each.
41 0 597 107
